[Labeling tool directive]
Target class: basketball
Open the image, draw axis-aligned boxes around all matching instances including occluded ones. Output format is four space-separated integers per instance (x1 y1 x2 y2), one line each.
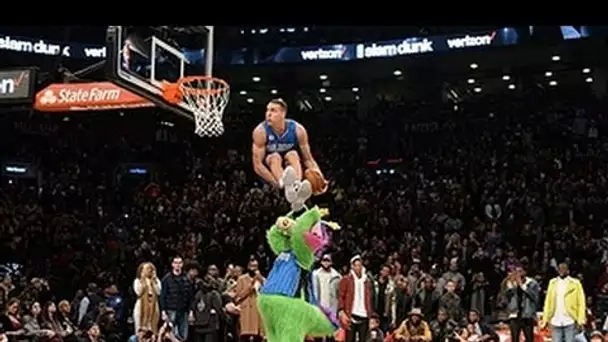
304 169 327 195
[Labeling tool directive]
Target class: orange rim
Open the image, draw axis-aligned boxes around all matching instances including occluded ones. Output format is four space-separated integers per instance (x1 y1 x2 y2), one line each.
175 76 229 96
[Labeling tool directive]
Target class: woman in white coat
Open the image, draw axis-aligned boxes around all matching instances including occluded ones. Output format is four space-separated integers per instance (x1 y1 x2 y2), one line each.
133 262 162 333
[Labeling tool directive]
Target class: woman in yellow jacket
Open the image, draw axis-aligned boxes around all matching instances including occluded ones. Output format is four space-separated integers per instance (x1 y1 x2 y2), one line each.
539 263 586 342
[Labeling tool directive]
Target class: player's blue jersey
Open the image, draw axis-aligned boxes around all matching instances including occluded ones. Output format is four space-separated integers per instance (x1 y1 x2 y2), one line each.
264 119 298 155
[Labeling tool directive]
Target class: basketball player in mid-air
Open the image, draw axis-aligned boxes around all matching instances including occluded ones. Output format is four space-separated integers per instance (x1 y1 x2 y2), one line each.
252 98 325 208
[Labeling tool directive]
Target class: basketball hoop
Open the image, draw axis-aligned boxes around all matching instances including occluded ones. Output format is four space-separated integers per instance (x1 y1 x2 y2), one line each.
162 76 230 137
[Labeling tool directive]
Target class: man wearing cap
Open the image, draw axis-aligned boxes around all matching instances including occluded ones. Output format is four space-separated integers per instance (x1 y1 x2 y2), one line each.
589 331 603 342
393 308 432 342
312 254 341 322
338 255 375 342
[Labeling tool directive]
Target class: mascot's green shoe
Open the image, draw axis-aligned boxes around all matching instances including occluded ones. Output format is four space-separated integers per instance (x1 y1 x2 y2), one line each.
256 206 340 342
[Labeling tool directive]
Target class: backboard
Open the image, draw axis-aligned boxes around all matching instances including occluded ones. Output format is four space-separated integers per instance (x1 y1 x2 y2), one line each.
105 26 214 120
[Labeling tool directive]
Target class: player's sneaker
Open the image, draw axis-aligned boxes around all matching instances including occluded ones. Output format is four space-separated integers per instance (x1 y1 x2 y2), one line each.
296 180 312 202
280 166 297 189
285 183 298 204
290 180 312 211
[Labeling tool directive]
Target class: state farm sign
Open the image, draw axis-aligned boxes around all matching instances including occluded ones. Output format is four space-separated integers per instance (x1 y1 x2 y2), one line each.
34 82 154 112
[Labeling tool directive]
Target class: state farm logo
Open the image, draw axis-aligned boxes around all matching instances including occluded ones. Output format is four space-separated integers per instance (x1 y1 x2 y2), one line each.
39 90 57 104
38 86 122 105
34 82 154 112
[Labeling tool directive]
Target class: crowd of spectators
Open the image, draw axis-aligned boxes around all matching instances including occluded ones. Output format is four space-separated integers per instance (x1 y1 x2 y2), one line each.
0 83 607 342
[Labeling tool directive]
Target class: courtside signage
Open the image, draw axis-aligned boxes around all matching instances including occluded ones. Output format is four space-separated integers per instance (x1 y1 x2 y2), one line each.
0 68 36 103
34 82 154 112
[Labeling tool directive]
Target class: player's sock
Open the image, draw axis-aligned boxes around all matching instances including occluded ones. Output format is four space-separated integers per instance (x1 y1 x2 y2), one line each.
281 166 298 188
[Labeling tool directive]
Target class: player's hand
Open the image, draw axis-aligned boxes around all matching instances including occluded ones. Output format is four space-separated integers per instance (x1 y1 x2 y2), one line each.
318 178 329 195
538 320 547 330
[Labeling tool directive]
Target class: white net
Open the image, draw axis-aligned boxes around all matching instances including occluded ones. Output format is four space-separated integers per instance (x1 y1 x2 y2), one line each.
178 77 230 137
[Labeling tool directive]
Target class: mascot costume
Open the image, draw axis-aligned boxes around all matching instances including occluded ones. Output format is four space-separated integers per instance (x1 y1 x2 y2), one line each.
257 206 340 342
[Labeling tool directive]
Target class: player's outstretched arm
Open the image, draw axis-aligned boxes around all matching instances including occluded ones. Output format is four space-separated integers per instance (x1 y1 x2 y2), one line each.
296 124 321 174
252 125 279 187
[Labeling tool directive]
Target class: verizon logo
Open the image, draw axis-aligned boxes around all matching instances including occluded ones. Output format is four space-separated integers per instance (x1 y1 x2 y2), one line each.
300 47 346 61
0 71 27 95
446 32 496 49
84 47 106 58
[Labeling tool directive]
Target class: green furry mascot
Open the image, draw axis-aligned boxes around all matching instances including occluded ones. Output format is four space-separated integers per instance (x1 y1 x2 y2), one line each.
257 206 340 342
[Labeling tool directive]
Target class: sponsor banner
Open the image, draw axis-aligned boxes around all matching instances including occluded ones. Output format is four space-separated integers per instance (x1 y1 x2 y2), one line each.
2 27 520 64
119 163 154 177
252 28 519 64
0 68 36 104
0 35 107 59
2 161 37 178
34 82 154 112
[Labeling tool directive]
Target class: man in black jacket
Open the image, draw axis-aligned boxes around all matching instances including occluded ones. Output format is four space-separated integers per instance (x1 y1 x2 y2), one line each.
160 256 194 342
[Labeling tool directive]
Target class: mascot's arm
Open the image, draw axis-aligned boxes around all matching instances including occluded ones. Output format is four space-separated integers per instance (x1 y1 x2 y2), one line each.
291 206 322 271
267 224 291 256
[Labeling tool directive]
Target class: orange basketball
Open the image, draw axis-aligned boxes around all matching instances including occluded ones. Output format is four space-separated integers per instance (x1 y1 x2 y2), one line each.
304 168 327 195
